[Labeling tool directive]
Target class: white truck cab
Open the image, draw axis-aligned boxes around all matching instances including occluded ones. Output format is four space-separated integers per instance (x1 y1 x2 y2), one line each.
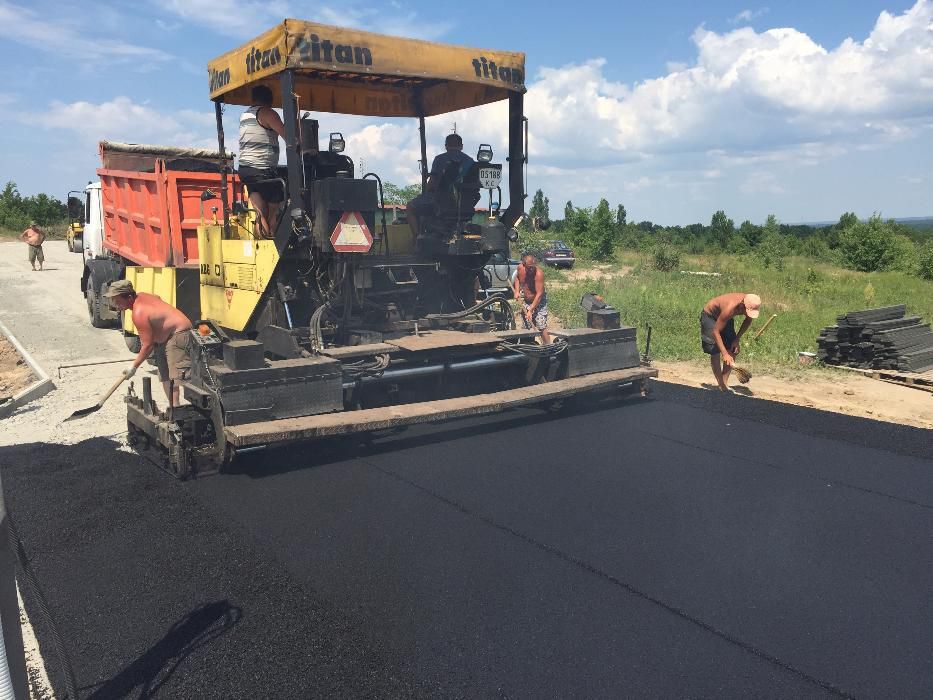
80 182 122 328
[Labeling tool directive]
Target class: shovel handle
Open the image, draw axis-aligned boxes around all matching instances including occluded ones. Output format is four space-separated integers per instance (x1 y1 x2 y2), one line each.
98 373 128 405
753 314 778 341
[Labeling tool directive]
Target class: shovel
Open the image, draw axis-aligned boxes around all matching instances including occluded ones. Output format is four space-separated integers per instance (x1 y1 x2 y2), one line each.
64 373 127 421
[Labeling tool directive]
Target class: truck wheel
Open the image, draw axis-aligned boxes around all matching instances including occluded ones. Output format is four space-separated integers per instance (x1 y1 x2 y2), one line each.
87 285 108 328
124 333 141 354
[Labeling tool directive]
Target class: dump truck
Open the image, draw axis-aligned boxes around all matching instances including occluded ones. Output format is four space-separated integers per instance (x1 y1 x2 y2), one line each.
117 19 657 478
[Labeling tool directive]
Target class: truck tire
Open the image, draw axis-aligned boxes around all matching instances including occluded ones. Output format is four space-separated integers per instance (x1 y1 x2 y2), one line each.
87 285 108 328
124 333 141 354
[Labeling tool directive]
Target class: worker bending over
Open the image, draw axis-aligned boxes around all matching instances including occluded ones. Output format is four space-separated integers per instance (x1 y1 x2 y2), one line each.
104 280 192 407
700 292 761 391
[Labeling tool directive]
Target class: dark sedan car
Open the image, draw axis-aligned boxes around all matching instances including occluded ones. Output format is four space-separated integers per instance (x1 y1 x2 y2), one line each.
540 240 575 268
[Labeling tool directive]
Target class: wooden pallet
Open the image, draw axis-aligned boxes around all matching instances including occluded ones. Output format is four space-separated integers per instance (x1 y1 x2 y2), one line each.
832 364 933 392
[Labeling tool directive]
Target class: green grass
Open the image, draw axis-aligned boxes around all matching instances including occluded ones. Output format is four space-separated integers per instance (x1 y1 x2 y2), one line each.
545 251 933 372
0 223 68 240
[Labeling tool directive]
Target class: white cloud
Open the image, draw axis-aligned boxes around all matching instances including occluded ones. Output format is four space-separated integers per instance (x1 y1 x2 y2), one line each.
29 97 217 149
154 0 450 40
153 0 290 39
18 1 933 224
729 8 769 25
0 1 172 66
516 0 933 168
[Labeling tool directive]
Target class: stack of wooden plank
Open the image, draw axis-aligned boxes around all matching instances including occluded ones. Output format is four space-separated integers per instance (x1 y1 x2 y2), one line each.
817 305 933 372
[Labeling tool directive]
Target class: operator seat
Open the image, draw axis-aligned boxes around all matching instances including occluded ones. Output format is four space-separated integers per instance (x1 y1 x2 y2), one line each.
420 161 481 239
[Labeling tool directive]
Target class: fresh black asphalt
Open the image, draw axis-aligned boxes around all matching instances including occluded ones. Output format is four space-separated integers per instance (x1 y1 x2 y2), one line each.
2 382 932 698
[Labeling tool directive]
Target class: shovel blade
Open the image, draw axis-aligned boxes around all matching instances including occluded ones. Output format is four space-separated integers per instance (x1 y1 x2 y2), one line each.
64 404 101 421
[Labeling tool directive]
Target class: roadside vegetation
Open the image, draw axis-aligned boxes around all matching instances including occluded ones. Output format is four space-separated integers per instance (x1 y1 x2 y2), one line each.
519 189 933 371
0 181 79 239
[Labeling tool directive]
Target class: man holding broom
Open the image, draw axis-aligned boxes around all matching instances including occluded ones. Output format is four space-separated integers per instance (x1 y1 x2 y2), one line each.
700 292 761 392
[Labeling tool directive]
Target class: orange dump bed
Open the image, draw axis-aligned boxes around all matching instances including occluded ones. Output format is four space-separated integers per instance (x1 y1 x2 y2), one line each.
97 142 239 268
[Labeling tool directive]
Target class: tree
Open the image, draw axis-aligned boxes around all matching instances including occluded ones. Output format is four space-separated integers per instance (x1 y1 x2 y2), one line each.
916 241 933 281
738 219 762 247
0 181 27 229
566 206 591 250
382 181 422 205
839 213 899 272
526 188 550 232
564 200 574 223
615 204 627 227
758 214 787 269
67 196 85 223
588 198 616 261
710 210 734 249
529 189 550 223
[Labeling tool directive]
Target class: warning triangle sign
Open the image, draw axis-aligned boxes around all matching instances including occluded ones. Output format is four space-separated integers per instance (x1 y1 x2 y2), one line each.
330 211 373 253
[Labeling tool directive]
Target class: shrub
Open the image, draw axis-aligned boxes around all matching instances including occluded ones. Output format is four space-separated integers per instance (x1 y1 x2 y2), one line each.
758 231 787 270
652 244 681 272
801 235 830 261
726 234 750 255
802 267 822 297
917 242 933 281
838 214 900 272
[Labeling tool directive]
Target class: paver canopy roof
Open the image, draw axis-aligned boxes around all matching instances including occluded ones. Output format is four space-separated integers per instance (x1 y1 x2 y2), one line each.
208 20 526 117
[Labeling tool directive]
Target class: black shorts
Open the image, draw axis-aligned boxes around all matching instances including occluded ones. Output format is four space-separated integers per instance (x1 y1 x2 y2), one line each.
406 191 434 215
700 311 736 355
239 165 285 204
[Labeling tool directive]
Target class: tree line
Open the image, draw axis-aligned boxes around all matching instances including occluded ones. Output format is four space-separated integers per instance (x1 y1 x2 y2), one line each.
0 181 85 233
520 188 933 281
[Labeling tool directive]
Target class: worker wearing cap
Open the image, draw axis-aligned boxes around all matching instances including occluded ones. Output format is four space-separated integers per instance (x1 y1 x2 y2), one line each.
700 292 761 391
103 280 193 407
20 222 45 271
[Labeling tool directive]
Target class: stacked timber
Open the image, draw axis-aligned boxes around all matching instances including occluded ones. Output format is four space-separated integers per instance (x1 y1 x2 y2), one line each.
816 305 933 372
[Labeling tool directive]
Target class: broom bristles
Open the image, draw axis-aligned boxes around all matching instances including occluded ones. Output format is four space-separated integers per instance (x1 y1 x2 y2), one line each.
733 365 752 383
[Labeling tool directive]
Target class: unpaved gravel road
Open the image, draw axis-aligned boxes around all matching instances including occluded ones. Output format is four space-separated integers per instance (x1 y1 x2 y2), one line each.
0 241 138 447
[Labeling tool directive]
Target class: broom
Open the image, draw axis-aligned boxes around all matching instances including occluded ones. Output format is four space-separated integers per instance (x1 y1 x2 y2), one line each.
733 365 752 384
732 314 777 384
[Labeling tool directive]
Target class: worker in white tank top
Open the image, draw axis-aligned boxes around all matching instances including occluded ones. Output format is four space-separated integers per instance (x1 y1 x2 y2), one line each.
238 85 285 238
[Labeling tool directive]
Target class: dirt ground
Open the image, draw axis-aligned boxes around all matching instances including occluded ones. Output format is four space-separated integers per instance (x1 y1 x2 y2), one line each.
541 261 932 430
549 263 633 289
0 335 35 401
655 359 933 430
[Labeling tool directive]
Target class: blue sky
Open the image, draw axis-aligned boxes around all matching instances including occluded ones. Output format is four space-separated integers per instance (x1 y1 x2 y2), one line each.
0 0 930 226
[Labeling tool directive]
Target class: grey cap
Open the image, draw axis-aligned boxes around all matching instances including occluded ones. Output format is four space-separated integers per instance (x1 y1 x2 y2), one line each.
102 279 135 298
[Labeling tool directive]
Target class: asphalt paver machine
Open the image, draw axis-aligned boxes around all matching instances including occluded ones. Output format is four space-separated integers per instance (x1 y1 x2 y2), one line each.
124 19 657 477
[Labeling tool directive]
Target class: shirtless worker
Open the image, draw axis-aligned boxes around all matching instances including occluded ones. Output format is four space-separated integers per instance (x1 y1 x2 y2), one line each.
103 280 192 407
513 252 551 344
21 222 45 271
700 292 761 391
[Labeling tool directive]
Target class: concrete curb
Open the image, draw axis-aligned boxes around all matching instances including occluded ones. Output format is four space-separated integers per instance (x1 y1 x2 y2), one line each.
0 321 55 419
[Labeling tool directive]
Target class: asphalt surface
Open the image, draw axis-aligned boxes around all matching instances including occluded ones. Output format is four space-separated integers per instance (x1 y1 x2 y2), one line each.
3 382 933 698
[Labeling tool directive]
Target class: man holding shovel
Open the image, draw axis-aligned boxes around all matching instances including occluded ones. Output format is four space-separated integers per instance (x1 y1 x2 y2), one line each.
104 280 192 407
700 292 761 392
